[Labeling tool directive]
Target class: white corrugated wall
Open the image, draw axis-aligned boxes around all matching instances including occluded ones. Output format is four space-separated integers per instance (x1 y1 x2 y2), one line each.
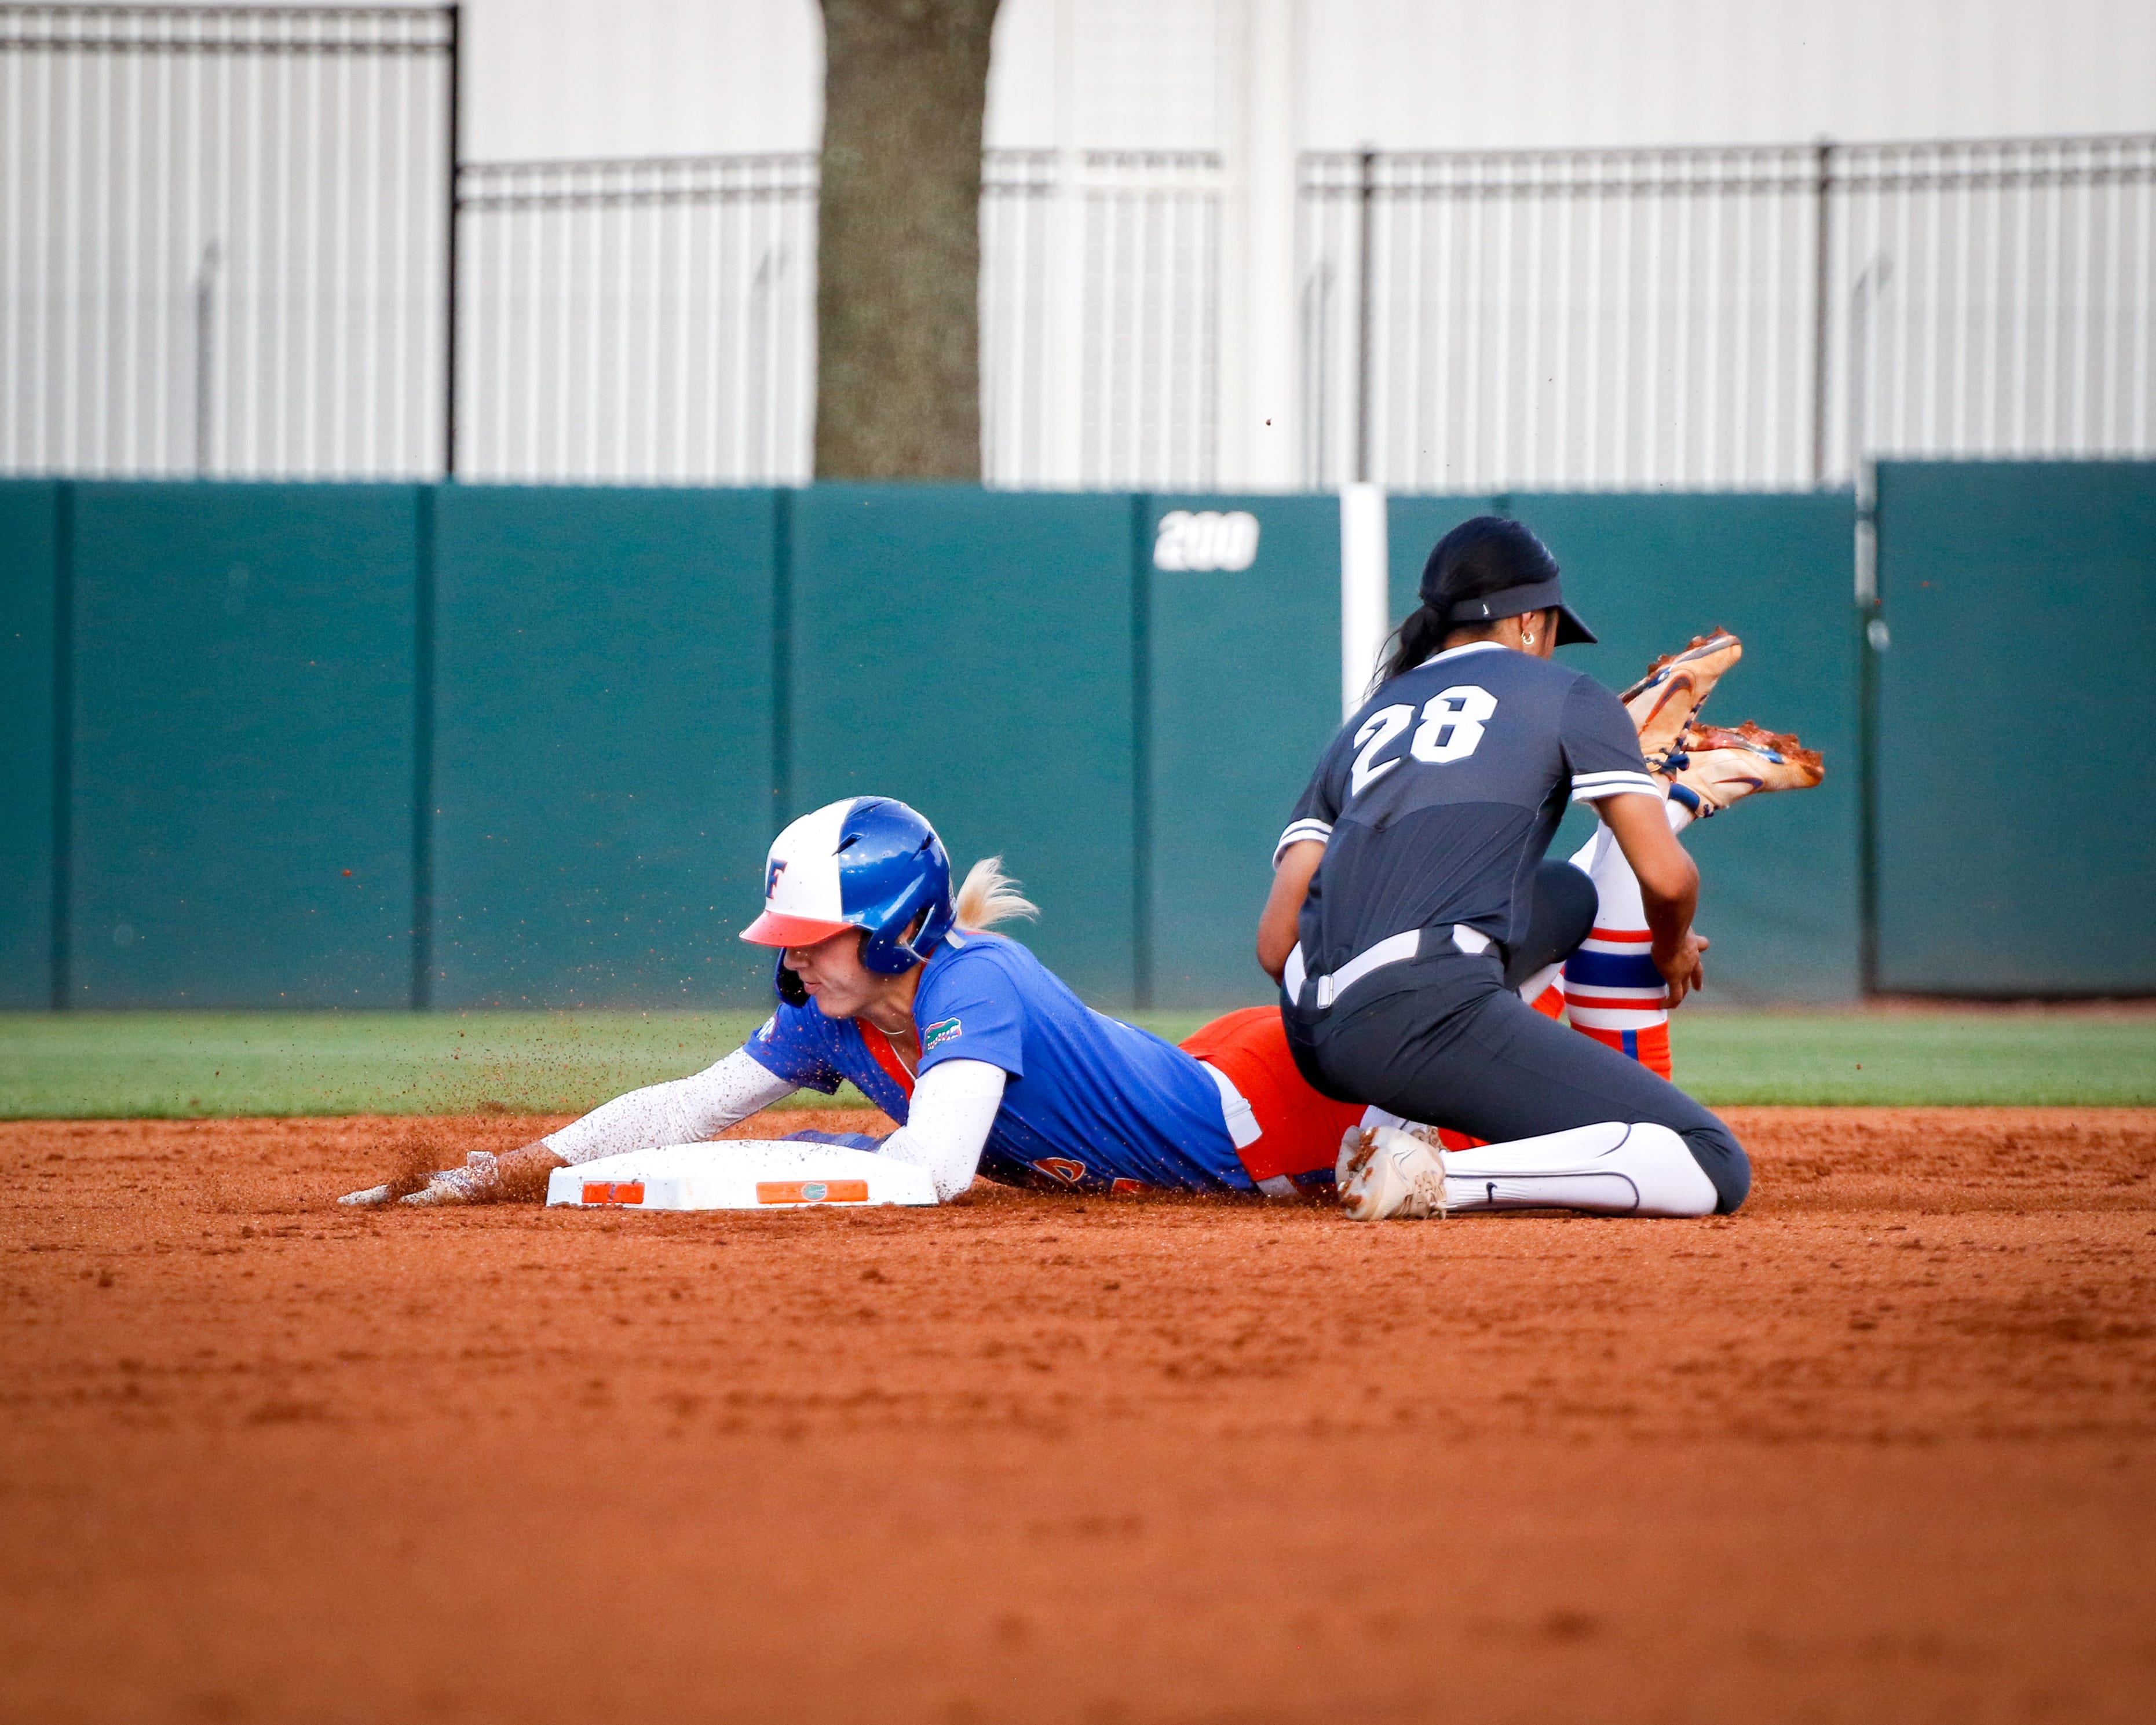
1297 0 2156 149
447 0 2156 486
31 0 2156 486
456 0 2156 158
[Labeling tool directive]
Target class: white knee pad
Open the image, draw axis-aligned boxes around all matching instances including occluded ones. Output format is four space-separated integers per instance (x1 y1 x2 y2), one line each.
1439 1121 1718 1218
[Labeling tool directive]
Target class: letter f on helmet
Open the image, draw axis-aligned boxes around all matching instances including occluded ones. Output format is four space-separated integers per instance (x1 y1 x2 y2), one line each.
740 798 956 999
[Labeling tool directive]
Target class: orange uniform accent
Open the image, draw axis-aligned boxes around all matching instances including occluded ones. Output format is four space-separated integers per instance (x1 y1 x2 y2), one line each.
1573 1021 1673 1080
1179 1006 1365 1183
855 1021 918 1098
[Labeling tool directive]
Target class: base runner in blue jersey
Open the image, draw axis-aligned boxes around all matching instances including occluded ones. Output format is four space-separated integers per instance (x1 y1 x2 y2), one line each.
342 797 1368 1210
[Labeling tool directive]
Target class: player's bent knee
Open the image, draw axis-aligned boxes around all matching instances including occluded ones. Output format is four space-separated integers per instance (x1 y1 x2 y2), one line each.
1618 1123 1721 1217
1677 1123 1751 1215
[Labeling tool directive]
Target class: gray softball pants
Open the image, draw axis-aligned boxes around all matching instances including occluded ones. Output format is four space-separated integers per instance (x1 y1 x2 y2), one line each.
1282 948 1751 1215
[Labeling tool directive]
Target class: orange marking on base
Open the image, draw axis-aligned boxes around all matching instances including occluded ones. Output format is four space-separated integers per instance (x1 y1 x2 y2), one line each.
580 1181 646 1205
755 1179 871 1205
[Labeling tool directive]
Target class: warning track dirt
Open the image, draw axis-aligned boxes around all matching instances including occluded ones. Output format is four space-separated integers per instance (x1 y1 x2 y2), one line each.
3 1108 2153 1723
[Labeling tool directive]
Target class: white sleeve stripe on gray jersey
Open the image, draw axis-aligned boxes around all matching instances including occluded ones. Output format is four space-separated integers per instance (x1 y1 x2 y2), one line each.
1569 773 1663 802
1273 818 1333 864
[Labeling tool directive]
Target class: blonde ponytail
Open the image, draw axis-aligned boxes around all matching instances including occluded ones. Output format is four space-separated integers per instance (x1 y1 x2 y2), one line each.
953 857 1039 933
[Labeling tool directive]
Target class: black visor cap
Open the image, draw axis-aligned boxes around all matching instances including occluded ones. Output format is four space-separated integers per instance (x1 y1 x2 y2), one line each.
1438 576 1598 646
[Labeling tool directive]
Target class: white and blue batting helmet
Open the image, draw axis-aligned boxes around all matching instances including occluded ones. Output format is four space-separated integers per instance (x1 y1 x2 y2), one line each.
739 798 956 993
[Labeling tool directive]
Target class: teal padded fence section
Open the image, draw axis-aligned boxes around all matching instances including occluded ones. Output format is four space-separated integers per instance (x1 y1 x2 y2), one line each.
1145 494 1342 1007
789 487 1137 1004
42 478 2099 1011
0 483 59 1007
65 484 421 1007
1874 462 2156 994
1388 493 1861 1003
429 486 779 1008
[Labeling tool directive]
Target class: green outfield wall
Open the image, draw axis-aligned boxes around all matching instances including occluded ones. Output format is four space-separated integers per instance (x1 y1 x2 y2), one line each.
64 484 423 1008
1145 494 1343 1008
1873 462 2156 995
787 487 1139 1004
0 482 60 1008
3 469 2143 1012
429 486 780 1008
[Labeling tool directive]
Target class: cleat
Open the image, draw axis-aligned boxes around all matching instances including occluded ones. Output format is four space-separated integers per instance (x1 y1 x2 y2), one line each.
338 1183 393 1207
1621 630 1744 763
1660 721 1824 817
1336 1125 1450 1222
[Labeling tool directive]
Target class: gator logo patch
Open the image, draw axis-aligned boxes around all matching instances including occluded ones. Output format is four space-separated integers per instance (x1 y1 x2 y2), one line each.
922 1017 963 1052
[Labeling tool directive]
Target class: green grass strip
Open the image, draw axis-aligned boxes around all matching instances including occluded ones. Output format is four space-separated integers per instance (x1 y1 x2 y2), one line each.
0 1008 2150 1119
1666 1011 2155 1106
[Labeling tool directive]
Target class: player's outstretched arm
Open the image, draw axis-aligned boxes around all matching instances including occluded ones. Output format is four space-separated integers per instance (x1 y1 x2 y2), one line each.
872 1058 1005 1201
341 1047 802 1207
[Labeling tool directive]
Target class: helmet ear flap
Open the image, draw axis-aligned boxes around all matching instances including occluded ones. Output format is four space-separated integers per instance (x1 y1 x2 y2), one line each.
911 889 955 960
859 874 938 975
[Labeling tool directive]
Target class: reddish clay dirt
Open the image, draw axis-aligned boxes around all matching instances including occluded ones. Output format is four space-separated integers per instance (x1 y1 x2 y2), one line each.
3 1108 2153 1725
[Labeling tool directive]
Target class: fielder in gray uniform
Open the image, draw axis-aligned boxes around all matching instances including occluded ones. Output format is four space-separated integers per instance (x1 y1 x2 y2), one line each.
1259 516 1751 1222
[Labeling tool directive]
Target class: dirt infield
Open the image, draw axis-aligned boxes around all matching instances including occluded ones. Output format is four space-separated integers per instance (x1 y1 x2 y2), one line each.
3 1109 2153 1724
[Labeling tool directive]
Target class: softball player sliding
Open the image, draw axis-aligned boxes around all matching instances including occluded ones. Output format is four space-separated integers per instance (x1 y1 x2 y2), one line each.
344 520 1816 1219
346 796 1365 1209
1264 516 1818 1223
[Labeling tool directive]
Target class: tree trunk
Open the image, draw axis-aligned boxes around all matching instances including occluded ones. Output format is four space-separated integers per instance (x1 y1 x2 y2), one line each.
815 0 999 481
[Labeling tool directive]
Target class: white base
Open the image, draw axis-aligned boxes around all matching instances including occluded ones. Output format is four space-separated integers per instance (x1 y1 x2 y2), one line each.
545 1141 936 1211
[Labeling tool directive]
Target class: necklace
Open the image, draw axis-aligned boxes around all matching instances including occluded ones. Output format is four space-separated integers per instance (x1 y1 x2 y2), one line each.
864 1015 919 1077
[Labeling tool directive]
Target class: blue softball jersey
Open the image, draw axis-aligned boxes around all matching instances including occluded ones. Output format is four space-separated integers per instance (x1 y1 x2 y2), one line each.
742 931 1252 1194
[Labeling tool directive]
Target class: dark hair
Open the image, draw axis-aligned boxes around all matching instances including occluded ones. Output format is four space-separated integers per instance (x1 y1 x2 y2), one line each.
1373 604 1451 688
1375 516 1562 685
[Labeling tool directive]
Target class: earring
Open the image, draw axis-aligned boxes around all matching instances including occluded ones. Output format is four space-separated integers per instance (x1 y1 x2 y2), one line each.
1522 631 1536 646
